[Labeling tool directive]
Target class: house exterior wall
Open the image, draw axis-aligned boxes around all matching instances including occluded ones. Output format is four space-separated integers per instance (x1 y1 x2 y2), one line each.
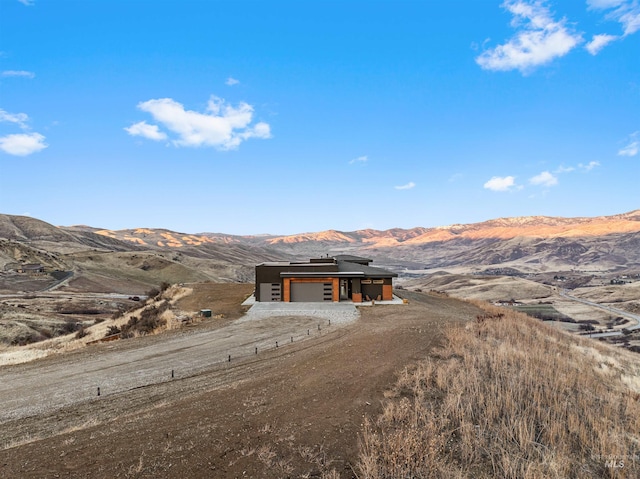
255 263 337 301
382 284 393 301
254 260 395 302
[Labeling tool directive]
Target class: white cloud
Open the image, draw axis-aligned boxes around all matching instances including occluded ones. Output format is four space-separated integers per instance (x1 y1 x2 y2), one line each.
618 131 639 156
529 170 558 186
586 33 619 54
588 0 640 36
349 155 368 164
124 121 167 141
0 108 29 129
578 161 600 171
476 1 582 73
225 77 239 86
1 70 35 78
619 142 638 156
588 0 625 7
484 176 518 191
128 95 271 150
17 0 34 5
0 132 47 156
395 182 416 190
554 165 575 173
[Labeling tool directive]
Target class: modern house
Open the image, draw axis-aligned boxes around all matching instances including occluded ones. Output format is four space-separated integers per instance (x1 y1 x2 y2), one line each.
255 255 397 303
17 264 45 274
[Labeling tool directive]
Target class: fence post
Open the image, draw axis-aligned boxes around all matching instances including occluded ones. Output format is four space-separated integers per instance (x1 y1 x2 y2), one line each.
291 336 293 343
228 354 231 362
255 346 258 355
97 387 101 397
276 340 278 348
171 369 174 379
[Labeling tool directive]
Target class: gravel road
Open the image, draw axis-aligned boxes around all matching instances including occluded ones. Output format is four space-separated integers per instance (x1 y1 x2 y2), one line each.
0 309 356 424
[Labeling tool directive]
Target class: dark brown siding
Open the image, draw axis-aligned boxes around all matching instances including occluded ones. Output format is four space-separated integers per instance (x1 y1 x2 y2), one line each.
255 263 338 301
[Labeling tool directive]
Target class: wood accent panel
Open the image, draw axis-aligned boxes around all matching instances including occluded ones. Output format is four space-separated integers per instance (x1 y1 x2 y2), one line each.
283 278 291 302
352 292 362 303
382 284 393 301
332 278 339 302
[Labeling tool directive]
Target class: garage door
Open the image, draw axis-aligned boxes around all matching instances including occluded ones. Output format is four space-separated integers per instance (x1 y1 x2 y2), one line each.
290 282 333 302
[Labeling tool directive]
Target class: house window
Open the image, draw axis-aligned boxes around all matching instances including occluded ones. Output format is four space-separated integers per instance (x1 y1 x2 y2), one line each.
361 279 372 284
373 279 384 284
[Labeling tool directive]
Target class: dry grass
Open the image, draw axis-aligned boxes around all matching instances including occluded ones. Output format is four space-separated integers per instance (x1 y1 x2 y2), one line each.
358 302 640 478
0 285 197 366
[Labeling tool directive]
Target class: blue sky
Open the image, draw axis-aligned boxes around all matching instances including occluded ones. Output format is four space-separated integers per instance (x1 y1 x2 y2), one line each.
1 0 638 235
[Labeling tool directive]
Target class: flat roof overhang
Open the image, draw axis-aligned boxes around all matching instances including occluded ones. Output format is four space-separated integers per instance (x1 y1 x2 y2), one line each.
258 262 337 268
280 271 394 278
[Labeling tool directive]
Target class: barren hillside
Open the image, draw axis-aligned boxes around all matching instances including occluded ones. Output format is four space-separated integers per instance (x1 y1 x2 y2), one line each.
199 209 640 274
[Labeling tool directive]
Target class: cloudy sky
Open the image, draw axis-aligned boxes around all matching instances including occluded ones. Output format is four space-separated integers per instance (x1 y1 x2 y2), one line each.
1 0 638 234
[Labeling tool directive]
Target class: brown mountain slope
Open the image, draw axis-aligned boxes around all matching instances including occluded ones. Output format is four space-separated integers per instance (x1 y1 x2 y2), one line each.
252 209 640 247
0 215 283 293
224 210 640 273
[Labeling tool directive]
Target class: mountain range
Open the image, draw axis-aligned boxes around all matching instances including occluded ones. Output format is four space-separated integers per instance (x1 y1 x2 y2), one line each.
1 209 639 294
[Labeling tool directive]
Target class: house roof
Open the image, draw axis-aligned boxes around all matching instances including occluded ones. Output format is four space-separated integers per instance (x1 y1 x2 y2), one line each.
257 261 335 267
332 254 372 263
260 257 397 279
21 264 44 270
337 260 398 278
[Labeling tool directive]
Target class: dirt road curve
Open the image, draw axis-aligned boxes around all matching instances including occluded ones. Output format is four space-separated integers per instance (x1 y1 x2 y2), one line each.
0 290 480 479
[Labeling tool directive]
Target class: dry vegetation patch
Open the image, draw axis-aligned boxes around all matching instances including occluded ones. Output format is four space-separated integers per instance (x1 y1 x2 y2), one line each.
404 273 553 302
359 303 640 478
0 283 252 366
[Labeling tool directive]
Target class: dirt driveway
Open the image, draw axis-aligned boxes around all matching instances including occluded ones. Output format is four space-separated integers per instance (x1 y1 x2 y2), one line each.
0 289 480 478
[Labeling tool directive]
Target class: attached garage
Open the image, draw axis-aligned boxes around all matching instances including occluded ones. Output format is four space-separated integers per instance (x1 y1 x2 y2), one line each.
290 281 333 302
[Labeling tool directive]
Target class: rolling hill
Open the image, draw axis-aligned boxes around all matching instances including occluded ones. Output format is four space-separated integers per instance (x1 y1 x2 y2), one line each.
199 209 640 274
1 209 639 295
0 215 282 294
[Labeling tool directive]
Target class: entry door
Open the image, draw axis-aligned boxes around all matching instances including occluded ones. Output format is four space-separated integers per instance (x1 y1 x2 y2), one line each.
339 279 349 300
